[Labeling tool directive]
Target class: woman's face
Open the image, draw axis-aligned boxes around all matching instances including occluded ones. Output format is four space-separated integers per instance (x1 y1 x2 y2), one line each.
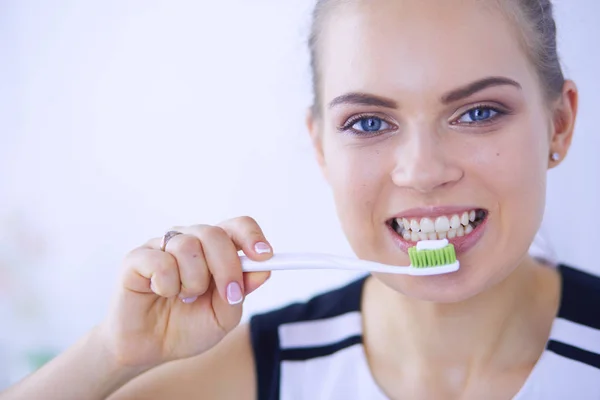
309 0 567 302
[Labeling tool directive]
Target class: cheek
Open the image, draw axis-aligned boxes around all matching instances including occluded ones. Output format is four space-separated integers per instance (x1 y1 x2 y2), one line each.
324 140 384 194
322 139 391 226
468 117 549 236
476 138 546 195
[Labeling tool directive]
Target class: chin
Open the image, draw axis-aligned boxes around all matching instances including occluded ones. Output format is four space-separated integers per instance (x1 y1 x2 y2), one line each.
369 241 525 303
371 266 491 303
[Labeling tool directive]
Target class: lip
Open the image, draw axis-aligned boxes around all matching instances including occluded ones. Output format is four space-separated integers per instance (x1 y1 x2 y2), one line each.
387 213 489 255
389 205 484 220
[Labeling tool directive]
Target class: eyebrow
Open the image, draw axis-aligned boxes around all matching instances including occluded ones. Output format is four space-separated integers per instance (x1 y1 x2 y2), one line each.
328 92 398 109
441 76 522 104
328 77 521 110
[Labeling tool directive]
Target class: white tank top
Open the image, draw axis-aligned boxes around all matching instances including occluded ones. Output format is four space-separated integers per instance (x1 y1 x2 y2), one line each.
250 264 600 399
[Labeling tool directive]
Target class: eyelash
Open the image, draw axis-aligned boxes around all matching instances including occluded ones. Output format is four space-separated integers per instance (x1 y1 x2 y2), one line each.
338 104 510 137
338 113 396 136
450 103 509 126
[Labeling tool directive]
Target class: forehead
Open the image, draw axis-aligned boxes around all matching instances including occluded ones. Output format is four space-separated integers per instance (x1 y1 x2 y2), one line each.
319 0 537 102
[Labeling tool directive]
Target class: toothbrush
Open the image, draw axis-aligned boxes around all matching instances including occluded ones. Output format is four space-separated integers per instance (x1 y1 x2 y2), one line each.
240 239 459 276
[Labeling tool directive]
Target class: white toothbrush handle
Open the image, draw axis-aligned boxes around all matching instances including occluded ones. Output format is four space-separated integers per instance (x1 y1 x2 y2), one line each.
240 253 403 273
240 253 459 276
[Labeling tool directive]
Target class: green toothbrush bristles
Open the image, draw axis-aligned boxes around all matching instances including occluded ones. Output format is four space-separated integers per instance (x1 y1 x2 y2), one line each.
408 244 456 268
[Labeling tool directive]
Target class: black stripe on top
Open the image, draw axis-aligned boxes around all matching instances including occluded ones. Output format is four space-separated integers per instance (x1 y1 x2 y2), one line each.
547 340 600 369
249 276 368 400
280 335 363 361
557 264 600 330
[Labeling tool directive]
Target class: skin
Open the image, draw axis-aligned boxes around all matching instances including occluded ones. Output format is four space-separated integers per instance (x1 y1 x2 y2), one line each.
310 0 574 303
305 0 578 398
0 0 578 399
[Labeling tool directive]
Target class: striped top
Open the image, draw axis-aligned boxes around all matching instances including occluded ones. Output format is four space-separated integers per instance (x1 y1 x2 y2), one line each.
250 265 600 399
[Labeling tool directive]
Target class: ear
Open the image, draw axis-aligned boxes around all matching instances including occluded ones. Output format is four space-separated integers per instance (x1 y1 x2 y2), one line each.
306 107 329 180
548 80 578 169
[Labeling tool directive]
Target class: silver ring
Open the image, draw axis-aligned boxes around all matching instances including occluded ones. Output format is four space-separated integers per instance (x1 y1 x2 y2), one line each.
160 230 183 251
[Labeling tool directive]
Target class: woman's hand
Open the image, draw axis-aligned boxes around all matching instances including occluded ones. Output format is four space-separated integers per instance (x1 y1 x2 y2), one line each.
99 216 272 368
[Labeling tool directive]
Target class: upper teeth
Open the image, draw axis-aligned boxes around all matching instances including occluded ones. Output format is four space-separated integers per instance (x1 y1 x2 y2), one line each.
396 210 482 235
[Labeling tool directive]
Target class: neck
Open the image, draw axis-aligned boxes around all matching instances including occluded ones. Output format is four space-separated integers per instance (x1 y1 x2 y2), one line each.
363 257 560 372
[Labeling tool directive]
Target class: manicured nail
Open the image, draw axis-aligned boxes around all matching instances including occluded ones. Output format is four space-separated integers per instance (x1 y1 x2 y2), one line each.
254 242 271 254
226 282 244 305
180 296 198 304
150 276 158 294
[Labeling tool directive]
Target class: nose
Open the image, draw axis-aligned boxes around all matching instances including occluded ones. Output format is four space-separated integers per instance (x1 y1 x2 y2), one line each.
390 130 463 193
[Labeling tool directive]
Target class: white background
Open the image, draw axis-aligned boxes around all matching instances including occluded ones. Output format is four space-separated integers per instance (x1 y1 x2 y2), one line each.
1 0 599 386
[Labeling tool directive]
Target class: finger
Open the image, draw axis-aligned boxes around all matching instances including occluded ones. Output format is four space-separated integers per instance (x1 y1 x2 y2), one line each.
162 233 211 302
244 270 271 295
218 216 273 261
187 225 245 306
122 247 180 298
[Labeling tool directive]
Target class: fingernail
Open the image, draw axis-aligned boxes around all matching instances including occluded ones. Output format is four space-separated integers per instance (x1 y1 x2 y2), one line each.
180 296 198 304
254 242 271 254
150 276 158 294
226 282 244 305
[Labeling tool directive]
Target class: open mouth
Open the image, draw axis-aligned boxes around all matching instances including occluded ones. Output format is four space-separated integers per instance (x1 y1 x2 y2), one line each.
387 209 489 243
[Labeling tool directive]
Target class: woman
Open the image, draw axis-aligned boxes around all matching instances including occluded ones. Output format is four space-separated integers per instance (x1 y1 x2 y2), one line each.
2 0 599 398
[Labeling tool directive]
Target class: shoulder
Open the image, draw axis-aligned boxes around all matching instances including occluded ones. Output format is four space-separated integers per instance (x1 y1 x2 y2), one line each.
250 276 366 356
250 275 366 330
248 276 367 399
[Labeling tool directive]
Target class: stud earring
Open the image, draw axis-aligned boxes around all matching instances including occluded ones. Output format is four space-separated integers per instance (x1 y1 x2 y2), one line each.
551 152 560 162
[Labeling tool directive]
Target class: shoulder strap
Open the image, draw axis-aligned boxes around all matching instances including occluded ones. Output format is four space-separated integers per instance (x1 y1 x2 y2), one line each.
547 265 600 370
557 264 600 330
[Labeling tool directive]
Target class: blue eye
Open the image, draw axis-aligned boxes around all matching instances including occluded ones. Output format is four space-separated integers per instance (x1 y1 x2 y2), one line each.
458 107 499 124
351 117 390 132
